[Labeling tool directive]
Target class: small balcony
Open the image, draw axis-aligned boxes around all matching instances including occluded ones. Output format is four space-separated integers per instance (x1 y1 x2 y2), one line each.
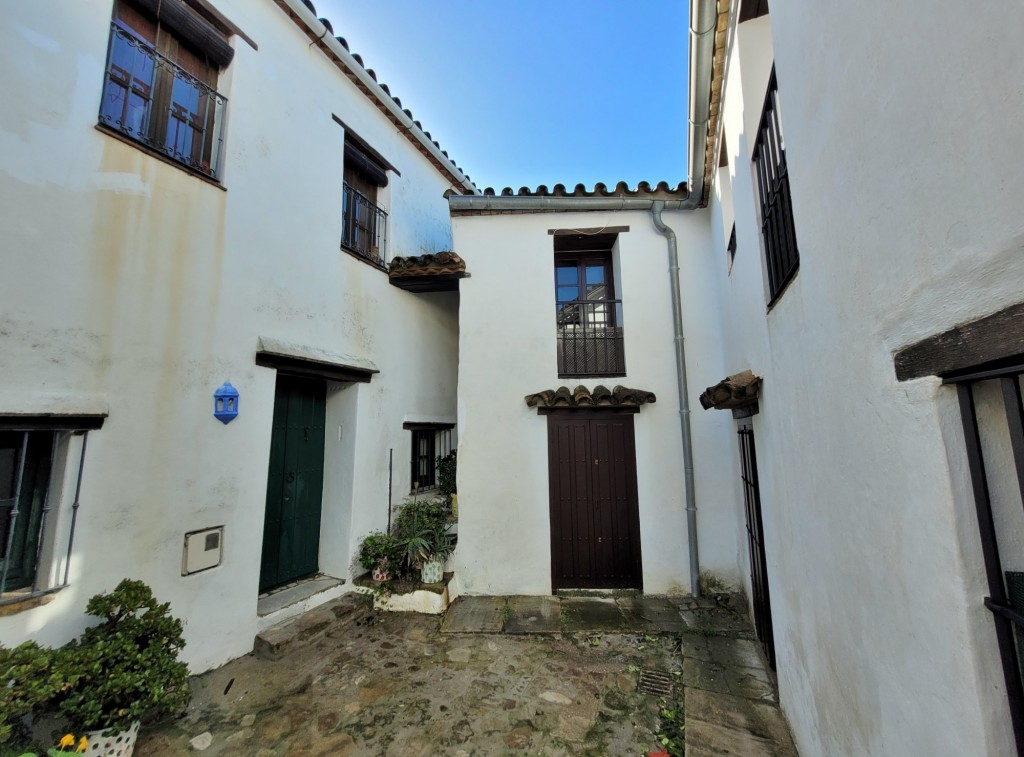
556 299 626 377
342 182 388 266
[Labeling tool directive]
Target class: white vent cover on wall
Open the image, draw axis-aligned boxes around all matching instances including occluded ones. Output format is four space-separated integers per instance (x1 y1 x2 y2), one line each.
182 527 223 575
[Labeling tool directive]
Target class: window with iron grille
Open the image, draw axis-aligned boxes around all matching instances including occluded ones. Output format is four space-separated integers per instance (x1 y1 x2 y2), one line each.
0 423 94 605
409 426 454 491
752 67 799 304
554 233 625 378
342 137 389 266
98 0 230 181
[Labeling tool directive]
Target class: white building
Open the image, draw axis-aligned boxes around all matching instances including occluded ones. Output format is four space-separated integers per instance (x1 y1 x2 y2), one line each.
448 0 1024 754
4 0 1024 754
0 0 473 673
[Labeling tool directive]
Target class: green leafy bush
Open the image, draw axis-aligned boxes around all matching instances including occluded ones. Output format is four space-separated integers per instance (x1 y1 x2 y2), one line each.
0 642 67 744
53 579 189 733
436 450 457 503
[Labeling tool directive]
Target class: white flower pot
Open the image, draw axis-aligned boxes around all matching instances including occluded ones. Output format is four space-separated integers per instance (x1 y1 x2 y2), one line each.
85 720 140 757
420 556 444 584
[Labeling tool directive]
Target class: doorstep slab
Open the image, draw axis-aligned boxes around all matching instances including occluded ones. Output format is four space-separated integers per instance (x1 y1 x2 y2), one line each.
254 593 371 660
560 597 629 632
440 596 504 633
685 687 797 757
257 575 345 617
504 595 561 634
617 596 686 632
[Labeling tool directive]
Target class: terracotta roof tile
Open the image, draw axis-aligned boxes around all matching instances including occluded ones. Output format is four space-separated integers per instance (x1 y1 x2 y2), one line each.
699 370 761 410
388 252 466 278
525 385 657 409
445 181 687 200
276 1 476 191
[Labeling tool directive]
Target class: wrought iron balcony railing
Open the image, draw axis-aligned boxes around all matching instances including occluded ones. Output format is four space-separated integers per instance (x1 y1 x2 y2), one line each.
342 182 389 265
99 23 227 180
556 299 626 377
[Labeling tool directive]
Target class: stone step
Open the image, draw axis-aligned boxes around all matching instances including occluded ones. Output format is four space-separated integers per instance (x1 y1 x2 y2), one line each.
253 592 372 661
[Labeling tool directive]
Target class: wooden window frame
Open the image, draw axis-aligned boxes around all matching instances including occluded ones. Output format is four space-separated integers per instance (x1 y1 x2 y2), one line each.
98 0 229 181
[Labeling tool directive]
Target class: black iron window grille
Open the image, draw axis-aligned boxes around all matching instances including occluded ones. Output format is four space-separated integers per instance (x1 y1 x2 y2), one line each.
555 250 625 378
752 67 799 304
410 427 454 491
948 363 1024 755
342 182 388 266
556 299 626 377
99 22 227 181
0 429 89 604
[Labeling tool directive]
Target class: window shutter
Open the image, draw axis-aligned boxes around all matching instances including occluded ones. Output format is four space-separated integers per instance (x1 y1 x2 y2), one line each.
129 0 234 68
344 141 389 187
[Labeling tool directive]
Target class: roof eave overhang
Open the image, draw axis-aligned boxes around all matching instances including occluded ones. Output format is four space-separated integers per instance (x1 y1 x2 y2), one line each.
273 0 478 194
687 0 730 209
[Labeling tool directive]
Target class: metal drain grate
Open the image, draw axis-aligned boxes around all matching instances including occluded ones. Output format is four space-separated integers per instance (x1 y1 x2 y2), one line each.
637 669 675 697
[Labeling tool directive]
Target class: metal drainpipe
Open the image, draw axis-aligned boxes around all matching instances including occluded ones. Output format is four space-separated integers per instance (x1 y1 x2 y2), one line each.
651 201 701 598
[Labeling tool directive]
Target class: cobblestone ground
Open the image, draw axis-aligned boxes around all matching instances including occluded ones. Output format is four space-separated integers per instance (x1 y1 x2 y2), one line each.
137 609 685 756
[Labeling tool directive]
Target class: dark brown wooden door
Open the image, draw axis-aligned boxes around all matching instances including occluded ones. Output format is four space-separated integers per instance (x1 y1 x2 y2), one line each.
260 375 326 592
547 413 642 590
738 420 775 670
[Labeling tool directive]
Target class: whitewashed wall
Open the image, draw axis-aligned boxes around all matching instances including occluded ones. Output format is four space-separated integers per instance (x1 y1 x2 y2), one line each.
451 208 742 596
0 0 461 672
708 3 1024 755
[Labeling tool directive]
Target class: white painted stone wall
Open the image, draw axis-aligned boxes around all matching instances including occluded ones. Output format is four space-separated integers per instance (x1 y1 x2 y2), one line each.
451 209 743 596
0 0 462 672
708 3 1024 754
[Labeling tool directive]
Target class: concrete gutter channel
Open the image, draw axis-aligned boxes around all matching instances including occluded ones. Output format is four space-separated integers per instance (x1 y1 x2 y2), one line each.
137 592 797 755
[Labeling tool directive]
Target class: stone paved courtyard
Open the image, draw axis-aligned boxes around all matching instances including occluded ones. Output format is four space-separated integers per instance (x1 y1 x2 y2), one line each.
136 593 797 756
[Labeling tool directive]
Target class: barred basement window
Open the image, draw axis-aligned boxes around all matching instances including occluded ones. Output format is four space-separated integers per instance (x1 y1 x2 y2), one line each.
408 425 455 491
0 421 96 605
752 66 799 304
98 0 230 181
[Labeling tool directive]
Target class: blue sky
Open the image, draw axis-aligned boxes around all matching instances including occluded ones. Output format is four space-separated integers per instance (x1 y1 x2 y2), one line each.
314 0 689 192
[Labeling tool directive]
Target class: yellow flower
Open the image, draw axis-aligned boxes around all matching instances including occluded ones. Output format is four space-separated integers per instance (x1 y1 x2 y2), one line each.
77 736 88 752
59 734 76 749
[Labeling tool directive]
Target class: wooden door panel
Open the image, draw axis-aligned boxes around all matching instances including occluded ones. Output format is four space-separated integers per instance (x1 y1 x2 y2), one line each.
548 413 641 590
260 375 326 592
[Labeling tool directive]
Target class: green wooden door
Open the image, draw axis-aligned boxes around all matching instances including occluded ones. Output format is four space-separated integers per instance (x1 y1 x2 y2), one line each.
260 375 327 592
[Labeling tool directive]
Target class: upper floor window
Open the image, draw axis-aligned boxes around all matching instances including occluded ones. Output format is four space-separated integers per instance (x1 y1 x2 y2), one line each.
554 233 625 378
98 0 230 181
752 66 799 304
342 136 389 266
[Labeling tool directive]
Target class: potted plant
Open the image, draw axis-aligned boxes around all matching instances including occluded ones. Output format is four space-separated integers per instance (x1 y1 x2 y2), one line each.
393 499 452 583
52 579 189 757
358 531 402 582
419 521 453 584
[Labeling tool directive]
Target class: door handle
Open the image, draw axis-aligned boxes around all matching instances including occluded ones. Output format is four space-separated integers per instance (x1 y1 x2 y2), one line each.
286 472 295 483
